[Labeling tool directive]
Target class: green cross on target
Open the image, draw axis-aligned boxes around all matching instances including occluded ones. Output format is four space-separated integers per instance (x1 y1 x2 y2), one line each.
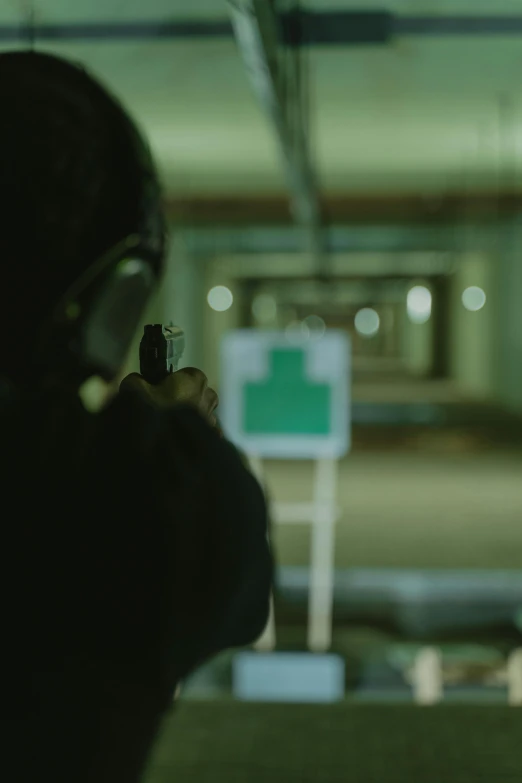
243 348 331 435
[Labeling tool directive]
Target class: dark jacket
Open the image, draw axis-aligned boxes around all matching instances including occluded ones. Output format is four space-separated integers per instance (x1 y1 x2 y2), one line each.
1 386 273 782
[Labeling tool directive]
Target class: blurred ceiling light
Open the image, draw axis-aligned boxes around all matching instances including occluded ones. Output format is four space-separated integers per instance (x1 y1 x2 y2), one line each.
407 285 432 324
462 286 486 312
207 285 233 312
354 308 380 338
252 293 277 323
304 314 326 338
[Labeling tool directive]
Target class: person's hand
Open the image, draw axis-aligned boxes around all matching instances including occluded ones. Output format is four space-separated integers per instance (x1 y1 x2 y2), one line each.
120 368 219 428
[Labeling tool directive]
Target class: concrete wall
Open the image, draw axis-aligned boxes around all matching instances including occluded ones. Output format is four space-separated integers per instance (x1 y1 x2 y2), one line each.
493 219 522 415
400 281 433 377
448 253 494 401
203 259 243 391
156 232 520 416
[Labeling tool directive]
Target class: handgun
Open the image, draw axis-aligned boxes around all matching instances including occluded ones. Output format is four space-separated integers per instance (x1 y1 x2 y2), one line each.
139 323 185 385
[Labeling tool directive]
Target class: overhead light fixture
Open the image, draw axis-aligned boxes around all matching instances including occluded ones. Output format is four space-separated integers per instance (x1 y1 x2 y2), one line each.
207 286 234 312
462 286 486 312
407 285 432 324
252 293 277 323
354 308 380 338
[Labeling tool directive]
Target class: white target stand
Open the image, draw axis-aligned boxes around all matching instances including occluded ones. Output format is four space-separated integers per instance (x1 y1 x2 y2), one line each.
222 329 350 702
232 455 345 704
249 455 340 654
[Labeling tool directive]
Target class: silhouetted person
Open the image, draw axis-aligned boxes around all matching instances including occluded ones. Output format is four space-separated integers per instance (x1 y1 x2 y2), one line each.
0 51 272 783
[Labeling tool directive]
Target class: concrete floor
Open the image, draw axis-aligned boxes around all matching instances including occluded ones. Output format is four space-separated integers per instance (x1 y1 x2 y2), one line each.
264 449 522 571
145 702 522 783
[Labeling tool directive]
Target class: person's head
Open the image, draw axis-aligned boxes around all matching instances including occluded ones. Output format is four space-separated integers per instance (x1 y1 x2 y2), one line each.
0 50 167 399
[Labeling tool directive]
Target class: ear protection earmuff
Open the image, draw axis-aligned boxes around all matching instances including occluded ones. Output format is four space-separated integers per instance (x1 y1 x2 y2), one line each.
45 235 159 384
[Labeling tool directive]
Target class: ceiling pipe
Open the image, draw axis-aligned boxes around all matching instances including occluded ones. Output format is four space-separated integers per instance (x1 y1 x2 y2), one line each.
227 0 326 276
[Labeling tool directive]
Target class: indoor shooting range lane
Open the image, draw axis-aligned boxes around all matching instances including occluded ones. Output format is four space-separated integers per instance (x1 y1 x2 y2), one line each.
266 448 522 572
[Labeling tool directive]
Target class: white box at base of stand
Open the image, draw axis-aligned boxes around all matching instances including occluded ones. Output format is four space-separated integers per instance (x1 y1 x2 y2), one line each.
233 652 345 703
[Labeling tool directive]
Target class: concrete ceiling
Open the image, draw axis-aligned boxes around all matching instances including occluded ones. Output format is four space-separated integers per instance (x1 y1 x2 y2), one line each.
3 1 522 195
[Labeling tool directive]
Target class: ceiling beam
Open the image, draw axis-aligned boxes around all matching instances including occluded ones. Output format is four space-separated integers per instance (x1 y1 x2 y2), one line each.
165 191 522 226
216 252 453 280
3 13 522 43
